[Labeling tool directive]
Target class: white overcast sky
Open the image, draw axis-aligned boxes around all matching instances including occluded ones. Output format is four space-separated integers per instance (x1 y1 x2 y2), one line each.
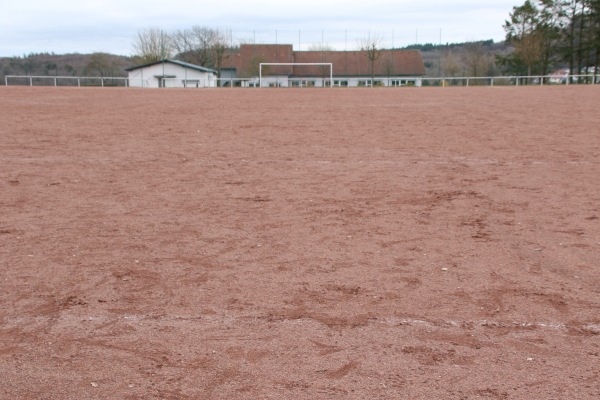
1 0 519 57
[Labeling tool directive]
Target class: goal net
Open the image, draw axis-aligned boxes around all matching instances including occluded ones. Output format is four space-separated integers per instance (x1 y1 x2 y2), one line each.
259 63 333 88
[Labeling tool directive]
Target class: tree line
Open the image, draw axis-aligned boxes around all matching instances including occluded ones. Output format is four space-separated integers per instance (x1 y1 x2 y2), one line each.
0 53 133 82
500 0 600 77
132 27 232 78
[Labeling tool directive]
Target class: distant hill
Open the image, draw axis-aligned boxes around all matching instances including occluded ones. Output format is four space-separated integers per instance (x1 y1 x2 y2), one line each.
0 53 136 84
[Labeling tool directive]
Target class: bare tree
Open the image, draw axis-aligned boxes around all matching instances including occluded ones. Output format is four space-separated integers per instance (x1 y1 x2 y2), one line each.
171 28 200 64
171 26 231 76
440 49 462 77
210 29 232 78
463 42 494 77
132 28 173 63
359 32 383 84
172 26 213 66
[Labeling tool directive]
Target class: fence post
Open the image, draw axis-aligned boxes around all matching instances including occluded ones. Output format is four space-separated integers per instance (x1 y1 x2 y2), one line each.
29 77 32 86
54 77 57 87
491 78 494 87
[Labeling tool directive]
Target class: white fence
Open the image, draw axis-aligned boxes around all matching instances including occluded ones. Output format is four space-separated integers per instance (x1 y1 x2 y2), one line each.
420 74 599 87
3 76 140 87
4 74 599 88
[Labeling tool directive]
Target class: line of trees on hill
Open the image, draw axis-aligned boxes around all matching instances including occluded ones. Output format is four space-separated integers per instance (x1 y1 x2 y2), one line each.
418 40 509 78
0 52 133 80
500 0 600 76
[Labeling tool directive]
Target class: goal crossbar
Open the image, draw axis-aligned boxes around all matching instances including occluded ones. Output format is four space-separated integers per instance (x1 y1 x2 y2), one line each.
259 63 333 87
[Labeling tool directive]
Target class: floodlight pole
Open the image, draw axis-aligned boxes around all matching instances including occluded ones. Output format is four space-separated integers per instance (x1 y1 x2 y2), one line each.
259 63 333 88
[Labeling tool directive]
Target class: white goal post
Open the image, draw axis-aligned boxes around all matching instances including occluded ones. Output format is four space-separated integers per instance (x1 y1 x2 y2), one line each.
259 63 333 87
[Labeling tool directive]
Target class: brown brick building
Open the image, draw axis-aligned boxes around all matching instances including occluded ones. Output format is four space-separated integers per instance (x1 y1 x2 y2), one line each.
220 44 425 87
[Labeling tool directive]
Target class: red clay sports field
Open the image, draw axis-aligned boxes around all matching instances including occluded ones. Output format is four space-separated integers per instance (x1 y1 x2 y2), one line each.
1 86 599 399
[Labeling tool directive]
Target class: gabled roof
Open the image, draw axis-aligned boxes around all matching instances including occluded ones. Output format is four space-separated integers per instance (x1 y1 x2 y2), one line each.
125 59 217 74
221 44 425 77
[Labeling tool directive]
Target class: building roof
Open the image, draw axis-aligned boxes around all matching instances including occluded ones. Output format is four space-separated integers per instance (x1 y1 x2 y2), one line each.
125 59 217 74
222 44 425 77
294 49 425 77
223 44 295 77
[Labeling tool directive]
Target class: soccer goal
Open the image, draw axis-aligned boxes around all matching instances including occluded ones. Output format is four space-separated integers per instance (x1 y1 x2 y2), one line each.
259 63 333 88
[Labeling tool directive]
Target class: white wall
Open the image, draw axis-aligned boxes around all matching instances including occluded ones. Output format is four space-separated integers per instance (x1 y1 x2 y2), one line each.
260 76 290 87
128 62 216 88
260 76 422 88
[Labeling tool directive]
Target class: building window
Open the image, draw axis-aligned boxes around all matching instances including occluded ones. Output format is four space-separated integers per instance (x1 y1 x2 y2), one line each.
391 79 408 87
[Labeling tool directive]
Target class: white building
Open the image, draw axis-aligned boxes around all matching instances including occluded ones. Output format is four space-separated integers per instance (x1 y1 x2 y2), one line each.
126 60 217 88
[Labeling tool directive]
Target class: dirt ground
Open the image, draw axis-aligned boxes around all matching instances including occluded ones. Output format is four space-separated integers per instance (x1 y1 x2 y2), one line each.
0 86 599 399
